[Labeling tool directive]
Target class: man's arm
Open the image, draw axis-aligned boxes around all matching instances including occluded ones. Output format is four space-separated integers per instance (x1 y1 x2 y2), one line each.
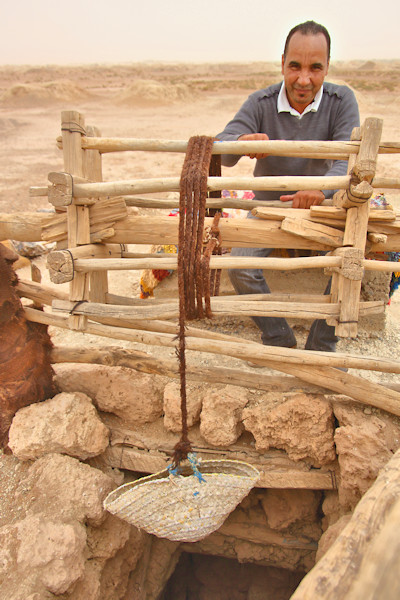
280 190 325 209
216 93 266 166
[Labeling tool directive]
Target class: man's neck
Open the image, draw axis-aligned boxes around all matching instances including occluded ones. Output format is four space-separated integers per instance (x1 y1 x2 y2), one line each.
277 84 324 118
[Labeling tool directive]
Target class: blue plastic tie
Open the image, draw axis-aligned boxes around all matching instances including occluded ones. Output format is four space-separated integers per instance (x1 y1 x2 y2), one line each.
167 464 180 477
167 453 206 483
188 452 206 483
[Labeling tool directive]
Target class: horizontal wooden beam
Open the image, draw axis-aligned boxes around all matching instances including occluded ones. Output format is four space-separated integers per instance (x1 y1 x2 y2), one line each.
72 255 342 272
50 344 400 396
2 212 400 252
49 174 400 199
55 136 400 157
51 297 383 322
50 253 399 277
67 175 351 198
25 307 400 416
49 345 332 394
25 306 400 374
101 445 335 490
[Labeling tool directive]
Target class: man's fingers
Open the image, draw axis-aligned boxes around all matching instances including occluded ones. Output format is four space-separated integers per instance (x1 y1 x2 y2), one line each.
238 134 269 159
249 153 268 159
280 194 294 202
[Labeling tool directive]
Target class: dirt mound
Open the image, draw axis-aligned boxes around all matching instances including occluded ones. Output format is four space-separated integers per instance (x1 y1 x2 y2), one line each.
0 79 92 107
0 118 23 131
114 79 190 105
359 61 377 70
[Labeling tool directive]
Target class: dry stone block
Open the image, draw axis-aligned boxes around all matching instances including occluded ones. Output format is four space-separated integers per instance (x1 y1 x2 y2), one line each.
54 363 164 425
321 490 345 530
333 403 394 509
0 453 143 600
259 489 321 531
67 561 102 600
24 453 115 526
86 512 132 561
200 385 249 446
316 513 352 562
163 381 203 432
243 394 336 467
0 524 18 581
16 515 86 595
8 392 109 461
100 527 147 600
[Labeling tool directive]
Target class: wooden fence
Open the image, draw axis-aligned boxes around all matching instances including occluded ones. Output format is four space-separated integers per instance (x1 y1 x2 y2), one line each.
2 110 400 419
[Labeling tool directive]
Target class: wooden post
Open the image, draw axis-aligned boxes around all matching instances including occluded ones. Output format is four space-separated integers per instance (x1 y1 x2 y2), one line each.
333 119 383 337
61 110 90 330
84 125 110 303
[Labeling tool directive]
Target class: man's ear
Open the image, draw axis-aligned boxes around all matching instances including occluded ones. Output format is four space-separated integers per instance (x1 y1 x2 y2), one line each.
281 54 285 75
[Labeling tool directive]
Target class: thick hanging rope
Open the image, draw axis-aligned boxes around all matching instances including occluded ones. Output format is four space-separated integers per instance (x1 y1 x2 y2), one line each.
172 136 221 468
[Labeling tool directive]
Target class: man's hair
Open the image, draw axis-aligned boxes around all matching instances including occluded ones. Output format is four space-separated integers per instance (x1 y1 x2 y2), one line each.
283 20 331 60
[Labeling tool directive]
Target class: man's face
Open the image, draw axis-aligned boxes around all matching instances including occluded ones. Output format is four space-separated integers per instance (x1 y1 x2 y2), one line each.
281 31 329 113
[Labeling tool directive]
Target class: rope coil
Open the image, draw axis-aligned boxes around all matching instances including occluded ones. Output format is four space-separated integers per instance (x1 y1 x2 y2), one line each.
172 136 221 468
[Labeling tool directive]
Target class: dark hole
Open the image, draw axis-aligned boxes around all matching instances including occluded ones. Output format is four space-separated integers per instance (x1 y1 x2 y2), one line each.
158 552 305 600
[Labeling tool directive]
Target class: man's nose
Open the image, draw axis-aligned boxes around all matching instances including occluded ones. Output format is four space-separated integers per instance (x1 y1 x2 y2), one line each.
297 70 312 86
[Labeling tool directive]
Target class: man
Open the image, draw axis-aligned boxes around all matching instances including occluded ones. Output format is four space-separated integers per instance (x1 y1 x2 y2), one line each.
216 20 360 352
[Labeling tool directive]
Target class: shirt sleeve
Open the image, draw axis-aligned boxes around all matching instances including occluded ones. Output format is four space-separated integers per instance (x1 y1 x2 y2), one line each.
216 93 263 167
323 87 360 197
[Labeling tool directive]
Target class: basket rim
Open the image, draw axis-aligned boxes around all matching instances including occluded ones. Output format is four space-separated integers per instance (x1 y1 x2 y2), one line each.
104 458 260 507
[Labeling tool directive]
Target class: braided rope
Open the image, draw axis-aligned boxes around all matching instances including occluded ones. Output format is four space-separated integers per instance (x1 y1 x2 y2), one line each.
172 136 221 468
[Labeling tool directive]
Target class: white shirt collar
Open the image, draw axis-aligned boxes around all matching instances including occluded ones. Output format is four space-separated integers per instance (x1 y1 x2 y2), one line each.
277 82 323 119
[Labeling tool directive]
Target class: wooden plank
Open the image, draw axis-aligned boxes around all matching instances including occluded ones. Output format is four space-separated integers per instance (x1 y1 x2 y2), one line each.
291 449 400 599
100 445 335 490
27 306 400 376
310 205 396 222
51 297 382 322
252 207 312 220
106 291 332 306
25 307 400 419
2 212 399 252
281 217 344 248
49 344 332 394
52 297 343 321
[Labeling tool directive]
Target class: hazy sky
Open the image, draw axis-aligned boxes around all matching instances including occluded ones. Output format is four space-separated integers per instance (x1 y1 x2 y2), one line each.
1 0 399 65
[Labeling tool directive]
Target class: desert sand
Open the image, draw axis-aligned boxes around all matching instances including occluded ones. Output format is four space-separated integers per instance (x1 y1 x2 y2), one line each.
0 60 399 351
1 61 400 600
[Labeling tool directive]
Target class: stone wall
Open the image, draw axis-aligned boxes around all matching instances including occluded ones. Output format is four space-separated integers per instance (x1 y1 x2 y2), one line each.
1 363 399 599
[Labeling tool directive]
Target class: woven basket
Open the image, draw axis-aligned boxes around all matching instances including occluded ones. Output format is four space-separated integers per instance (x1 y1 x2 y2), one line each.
103 459 260 542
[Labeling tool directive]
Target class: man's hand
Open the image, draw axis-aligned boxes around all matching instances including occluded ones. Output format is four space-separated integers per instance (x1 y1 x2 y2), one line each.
238 133 269 159
280 190 325 209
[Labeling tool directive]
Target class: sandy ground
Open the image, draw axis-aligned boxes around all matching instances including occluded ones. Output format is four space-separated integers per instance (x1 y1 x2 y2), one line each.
0 60 399 382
